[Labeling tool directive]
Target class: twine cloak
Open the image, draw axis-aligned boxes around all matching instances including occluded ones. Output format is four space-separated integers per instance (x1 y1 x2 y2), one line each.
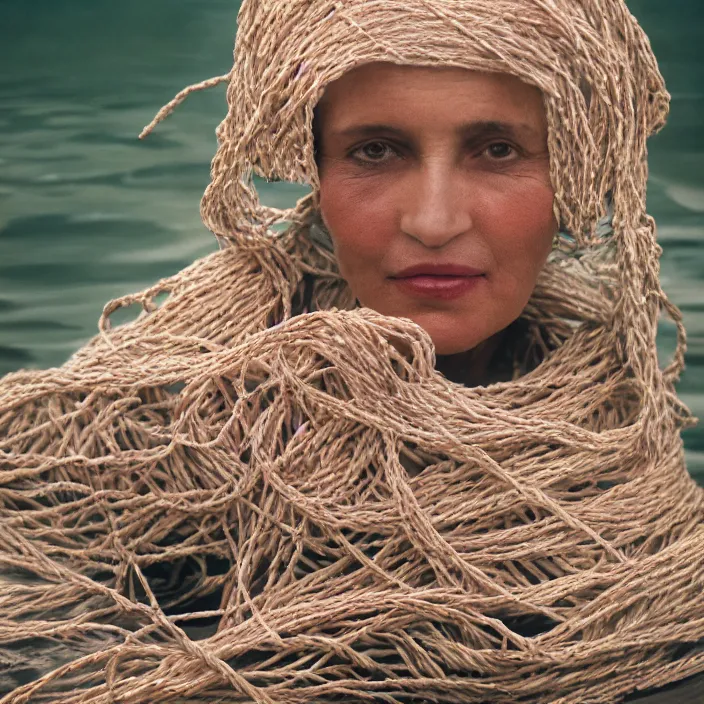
1 0 703 702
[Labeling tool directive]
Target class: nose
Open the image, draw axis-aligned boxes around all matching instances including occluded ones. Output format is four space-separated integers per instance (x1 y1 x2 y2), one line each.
399 162 472 248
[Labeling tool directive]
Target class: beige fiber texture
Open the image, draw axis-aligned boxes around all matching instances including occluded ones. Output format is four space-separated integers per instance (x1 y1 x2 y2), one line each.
1 0 704 702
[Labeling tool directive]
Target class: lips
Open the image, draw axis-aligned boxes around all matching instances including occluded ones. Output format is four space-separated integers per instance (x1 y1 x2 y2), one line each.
391 263 483 278
389 270 484 301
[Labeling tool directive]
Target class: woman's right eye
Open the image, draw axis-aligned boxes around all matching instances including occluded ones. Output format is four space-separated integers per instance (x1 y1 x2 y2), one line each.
350 141 396 163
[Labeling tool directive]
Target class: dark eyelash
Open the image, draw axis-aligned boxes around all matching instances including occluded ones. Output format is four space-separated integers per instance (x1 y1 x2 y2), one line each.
474 139 508 149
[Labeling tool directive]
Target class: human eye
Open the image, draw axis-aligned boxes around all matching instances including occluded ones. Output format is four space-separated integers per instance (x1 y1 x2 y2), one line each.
483 141 518 160
349 140 399 165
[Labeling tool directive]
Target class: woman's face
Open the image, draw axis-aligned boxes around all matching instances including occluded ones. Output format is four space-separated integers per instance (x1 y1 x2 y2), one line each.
316 63 557 356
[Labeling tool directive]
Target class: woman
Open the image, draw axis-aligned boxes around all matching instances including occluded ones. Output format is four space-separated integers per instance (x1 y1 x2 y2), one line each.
0 0 703 702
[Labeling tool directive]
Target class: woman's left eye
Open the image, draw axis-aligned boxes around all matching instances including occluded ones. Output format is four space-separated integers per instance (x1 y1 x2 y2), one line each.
484 142 516 159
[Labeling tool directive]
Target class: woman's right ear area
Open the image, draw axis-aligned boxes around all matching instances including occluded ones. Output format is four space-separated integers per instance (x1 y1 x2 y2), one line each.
308 211 335 252
312 102 324 167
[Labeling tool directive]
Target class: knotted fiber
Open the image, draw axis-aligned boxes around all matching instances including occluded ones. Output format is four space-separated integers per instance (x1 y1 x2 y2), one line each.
1 0 704 702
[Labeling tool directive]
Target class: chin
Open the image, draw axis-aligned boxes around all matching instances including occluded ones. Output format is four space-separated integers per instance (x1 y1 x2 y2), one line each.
361 300 491 355
394 312 486 356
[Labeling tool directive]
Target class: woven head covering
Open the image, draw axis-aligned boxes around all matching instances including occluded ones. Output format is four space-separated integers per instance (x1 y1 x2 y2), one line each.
1 1 703 702
204 0 667 240
189 0 681 404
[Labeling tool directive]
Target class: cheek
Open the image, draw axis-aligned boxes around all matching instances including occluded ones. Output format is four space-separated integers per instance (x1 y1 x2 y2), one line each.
319 175 395 277
485 181 556 280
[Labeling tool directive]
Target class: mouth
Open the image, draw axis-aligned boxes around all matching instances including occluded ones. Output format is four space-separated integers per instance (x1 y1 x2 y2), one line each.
389 273 484 300
391 264 484 278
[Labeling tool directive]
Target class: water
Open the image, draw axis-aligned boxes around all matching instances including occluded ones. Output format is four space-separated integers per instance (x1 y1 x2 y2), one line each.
1 0 702 482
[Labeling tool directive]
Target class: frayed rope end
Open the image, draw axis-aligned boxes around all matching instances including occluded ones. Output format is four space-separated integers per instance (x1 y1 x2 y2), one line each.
139 72 232 140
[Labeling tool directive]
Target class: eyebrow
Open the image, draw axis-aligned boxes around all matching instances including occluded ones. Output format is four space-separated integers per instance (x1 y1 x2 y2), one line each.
332 120 540 143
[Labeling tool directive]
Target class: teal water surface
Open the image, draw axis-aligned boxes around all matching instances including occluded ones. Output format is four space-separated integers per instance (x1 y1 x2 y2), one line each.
1 0 703 482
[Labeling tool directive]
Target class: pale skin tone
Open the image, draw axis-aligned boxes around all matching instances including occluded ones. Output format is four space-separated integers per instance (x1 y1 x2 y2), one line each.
315 63 558 386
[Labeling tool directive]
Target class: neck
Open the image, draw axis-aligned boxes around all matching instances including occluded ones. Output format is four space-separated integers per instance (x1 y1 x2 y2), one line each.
435 330 507 387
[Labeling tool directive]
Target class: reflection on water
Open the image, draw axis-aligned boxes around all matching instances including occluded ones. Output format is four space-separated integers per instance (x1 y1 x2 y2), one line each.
1 0 703 482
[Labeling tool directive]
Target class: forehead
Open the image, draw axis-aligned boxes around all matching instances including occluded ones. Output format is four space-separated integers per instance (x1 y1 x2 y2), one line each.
316 62 546 129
